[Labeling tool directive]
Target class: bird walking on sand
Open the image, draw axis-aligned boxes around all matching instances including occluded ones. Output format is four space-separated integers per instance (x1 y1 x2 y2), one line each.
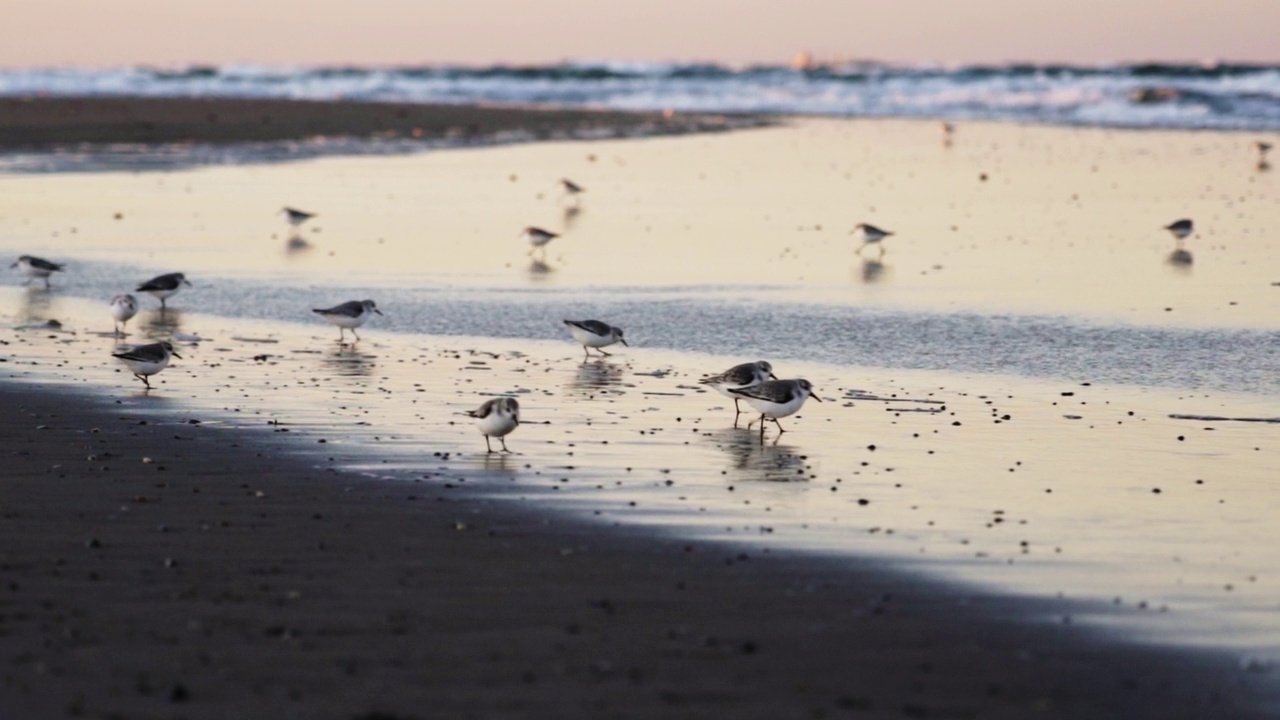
560 178 585 205
729 378 823 440
522 226 558 256
852 223 893 256
10 255 64 289
136 272 191 309
112 341 180 390
282 207 316 229
941 122 955 147
563 319 627 359
1256 141 1272 171
466 397 520 453
1163 218 1194 246
312 299 382 342
700 361 777 425
109 294 138 336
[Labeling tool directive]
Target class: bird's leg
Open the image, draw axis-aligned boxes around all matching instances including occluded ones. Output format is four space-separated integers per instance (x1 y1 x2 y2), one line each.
758 414 767 441
855 243 866 256
136 373 150 389
732 398 742 427
596 348 611 357
772 418 786 435
43 277 51 290
160 298 167 310
500 437 511 453
338 327 345 342
352 328 361 342
582 346 591 361
484 436 494 454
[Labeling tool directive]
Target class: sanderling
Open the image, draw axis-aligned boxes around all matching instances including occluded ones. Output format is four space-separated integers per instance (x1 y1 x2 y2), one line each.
522 226 558 255
1163 219 1194 244
941 122 955 146
109 294 138 336
282 207 316 228
563 319 627 358
728 378 823 439
312 299 382 342
136 272 191 309
699 361 777 423
465 397 520 453
560 178 585 204
112 341 180 389
852 223 893 255
10 255 65 289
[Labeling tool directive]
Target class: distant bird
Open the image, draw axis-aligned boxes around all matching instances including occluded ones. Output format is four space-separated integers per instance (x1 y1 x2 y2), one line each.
1256 141 1272 160
852 223 894 255
136 272 191 308
10 255 64 289
312 299 382 342
699 361 777 424
465 397 521 453
560 178 585 204
522 226 558 255
1163 218 1194 245
941 122 955 146
563 319 627 359
112 341 180 390
109 294 138 336
282 207 316 228
728 378 823 440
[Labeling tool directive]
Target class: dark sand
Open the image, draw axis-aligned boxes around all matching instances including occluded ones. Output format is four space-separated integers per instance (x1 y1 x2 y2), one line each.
1 379 1275 719
0 97 757 148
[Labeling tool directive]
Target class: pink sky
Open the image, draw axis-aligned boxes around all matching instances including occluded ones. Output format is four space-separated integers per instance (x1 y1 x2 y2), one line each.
3 0 1278 68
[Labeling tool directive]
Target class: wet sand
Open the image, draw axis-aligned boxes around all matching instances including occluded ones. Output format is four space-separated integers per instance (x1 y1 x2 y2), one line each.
3 376 1277 719
2 111 1280 716
0 96 755 148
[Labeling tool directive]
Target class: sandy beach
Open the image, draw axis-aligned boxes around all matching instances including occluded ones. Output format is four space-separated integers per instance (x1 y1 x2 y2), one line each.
2 100 1279 718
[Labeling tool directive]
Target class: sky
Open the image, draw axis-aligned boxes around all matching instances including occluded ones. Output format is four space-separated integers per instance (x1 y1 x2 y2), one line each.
3 0 1278 68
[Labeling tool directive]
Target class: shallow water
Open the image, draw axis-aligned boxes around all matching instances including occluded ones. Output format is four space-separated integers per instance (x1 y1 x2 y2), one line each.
2 119 1278 663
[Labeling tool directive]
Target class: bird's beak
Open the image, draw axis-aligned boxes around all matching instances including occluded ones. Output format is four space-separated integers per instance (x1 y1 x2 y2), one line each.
374 309 384 315
619 339 629 347
8 261 16 268
768 372 778 380
171 350 183 359
810 393 823 402
182 279 193 286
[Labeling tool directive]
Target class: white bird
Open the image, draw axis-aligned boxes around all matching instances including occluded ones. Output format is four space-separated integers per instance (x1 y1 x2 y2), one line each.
563 319 627 359
112 341 180 390
312 299 383 342
728 378 823 440
699 361 777 424
522 226 558 255
852 223 893 256
282 207 316 228
136 272 191 309
10 255 65 289
465 397 521 453
109 294 138 336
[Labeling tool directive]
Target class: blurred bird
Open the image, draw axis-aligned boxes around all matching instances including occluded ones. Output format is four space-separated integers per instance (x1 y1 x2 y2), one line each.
10 255 64 289
312 299 383 342
109 294 138 336
281 207 316 229
852 223 893 256
112 341 180 390
465 397 520 453
136 272 191 309
563 319 627 359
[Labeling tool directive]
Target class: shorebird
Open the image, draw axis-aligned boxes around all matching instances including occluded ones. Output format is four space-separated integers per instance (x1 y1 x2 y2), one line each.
465 397 521 453
109 294 138 336
112 341 180 390
522 226 558 255
563 319 627 359
10 255 64 289
1256 141 1272 161
1163 218 1194 245
282 207 316 229
728 378 823 440
312 299 382 342
699 361 777 424
560 178 585 204
941 122 955 146
852 223 893 255
136 272 191 309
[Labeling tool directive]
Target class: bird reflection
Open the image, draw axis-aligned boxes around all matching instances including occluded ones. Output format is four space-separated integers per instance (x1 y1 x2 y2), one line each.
857 258 888 284
707 427 809 481
321 344 377 378
566 359 626 395
1165 248 1194 270
285 235 312 255
138 308 183 340
1257 159 1271 173
561 205 583 232
527 258 555 278
14 287 56 327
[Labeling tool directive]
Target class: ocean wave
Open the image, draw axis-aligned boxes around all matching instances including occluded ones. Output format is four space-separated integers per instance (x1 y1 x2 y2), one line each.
3 61 1280 131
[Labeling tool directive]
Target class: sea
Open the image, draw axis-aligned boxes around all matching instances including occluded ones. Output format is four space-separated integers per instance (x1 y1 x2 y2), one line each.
3 60 1280 131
